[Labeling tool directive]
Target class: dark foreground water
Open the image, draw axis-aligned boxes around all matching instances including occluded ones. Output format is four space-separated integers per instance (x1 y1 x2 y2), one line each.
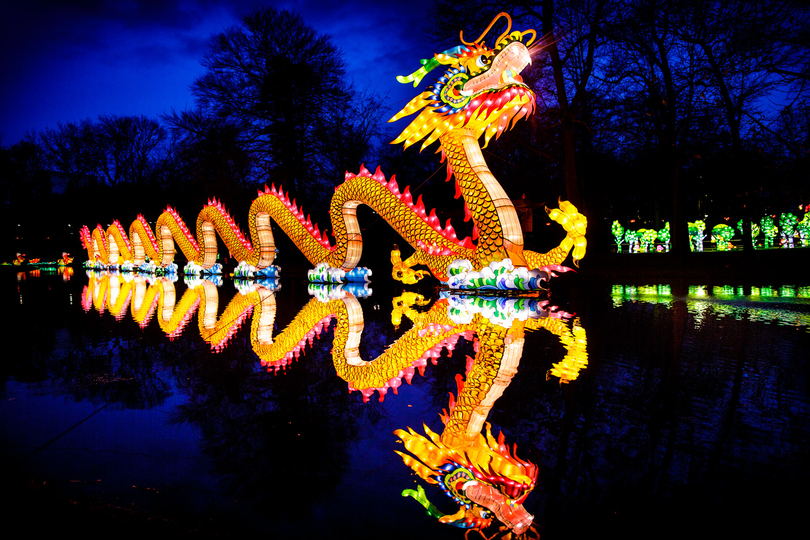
2 268 809 540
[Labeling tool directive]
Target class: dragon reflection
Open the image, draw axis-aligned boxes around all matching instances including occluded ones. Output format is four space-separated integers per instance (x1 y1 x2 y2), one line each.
82 271 588 537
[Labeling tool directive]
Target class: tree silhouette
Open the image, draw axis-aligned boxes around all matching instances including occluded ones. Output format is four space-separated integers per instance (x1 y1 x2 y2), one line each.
182 7 384 214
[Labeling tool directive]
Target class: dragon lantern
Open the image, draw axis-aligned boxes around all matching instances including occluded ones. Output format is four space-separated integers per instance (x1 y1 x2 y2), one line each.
80 12 585 290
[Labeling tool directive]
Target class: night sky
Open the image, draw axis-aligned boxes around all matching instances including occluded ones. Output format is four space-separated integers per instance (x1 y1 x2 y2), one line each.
0 0 436 146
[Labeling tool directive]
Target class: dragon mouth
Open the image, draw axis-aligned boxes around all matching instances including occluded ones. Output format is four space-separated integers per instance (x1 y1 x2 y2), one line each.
461 41 531 96
463 481 534 535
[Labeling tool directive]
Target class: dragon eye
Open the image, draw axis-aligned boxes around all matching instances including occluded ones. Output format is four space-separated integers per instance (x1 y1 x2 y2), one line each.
476 55 490 68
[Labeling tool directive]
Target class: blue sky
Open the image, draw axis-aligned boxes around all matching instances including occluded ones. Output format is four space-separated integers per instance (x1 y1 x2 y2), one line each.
0 0 436 145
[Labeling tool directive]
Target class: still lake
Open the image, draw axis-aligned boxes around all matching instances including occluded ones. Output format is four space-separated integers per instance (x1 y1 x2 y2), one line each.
2 268 809 539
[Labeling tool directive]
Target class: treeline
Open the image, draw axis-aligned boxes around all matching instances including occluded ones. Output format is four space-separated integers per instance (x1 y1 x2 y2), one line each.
1 1 809 261
427 0 809 253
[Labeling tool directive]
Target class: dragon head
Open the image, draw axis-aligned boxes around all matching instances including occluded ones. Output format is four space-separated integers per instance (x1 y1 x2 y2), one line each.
395 423 538 537
390 12 538 150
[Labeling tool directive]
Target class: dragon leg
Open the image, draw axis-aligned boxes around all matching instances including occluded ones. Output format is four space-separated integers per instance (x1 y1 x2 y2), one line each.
524 200 588 269
391 245 430 284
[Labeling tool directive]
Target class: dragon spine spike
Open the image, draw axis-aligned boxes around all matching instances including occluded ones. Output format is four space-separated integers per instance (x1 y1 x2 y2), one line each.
387 175 400 195
372 166 386 183
401 186 413 205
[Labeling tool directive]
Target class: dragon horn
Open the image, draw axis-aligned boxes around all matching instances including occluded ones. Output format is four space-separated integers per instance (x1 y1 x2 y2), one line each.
396 46 468 87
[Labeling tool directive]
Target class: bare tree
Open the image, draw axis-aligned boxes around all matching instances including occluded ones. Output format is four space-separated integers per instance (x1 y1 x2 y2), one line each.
184 6 382 208
38 115 166 187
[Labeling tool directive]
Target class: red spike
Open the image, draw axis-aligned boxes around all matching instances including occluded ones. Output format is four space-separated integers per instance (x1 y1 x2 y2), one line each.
358 164 371 177
415 195 425 216
460 237 475 249
472 224 479 240
387 175 400 195
373 166 386 183
401 186 413 205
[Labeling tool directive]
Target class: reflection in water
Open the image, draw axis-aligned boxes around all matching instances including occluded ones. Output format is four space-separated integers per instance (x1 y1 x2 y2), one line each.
7 272 810 538
611 284 810 330
80 271 588 538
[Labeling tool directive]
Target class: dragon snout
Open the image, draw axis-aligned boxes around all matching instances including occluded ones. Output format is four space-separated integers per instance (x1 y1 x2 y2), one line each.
463 481 534 535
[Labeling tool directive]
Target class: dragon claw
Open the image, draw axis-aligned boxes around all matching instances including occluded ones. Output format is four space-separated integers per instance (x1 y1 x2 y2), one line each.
391 245 429 284
546 201 588 265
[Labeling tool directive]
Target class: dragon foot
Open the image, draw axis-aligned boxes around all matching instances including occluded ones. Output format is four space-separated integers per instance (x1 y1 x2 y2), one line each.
391 245 429 284
545 200 588 266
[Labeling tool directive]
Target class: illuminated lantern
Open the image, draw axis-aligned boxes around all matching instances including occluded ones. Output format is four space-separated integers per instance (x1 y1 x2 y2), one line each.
623 229 639 252
711 223 735 251
688 220 706 252
760 216 778 248
779 213 798 248
612 220 624 252
736 219 760 245
711 224 734 250
797 214 809 247
638 228 657 252
657 222 670 252
78 13 586 290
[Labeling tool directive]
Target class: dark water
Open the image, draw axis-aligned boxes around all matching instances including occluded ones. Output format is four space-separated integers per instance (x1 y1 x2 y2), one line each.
2 269 809 539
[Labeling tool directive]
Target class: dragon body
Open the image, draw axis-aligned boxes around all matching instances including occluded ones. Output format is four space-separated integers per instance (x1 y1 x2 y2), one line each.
81 12 585 287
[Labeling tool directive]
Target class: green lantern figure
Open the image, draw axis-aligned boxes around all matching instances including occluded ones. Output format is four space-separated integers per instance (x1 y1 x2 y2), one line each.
612 220 624 253
712 224 735 251
688 220 706 252
624 229 639 252
638 228 657 252
736 219 760 246
798 214 809 247
760 216 778 248
657 222 670 252
779 213 798 248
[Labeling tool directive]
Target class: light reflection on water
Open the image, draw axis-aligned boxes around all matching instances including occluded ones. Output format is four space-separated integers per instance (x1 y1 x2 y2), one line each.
2 270 809 539
611 284 810 330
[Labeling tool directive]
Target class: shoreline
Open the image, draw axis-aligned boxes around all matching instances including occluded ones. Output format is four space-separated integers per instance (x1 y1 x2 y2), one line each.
575 248 810 283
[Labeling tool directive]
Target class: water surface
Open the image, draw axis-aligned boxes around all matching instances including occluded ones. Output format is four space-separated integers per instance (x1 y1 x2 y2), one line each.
2 270 808 539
